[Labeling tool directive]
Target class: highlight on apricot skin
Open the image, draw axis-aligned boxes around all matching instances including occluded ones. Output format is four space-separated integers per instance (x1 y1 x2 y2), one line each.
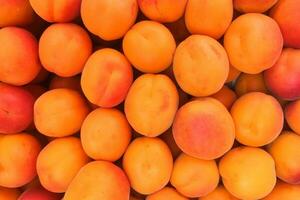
18 185 62 200
185 0 233 39
138 0 187 23
263 182 300 200
234 0 278 13
172 98 235 160
201 186 239 200
122 137 173 195
81 0 138 41
39 23 92 77
0 133 41 188
49 75 81 92
230 92 283 147
123 20 176 73
224 13 283 74
64 161 130 200
146 187 189 200
29 0 81 23
268 131 300 184
173 35 229 97
125 74 178 137
235 73 268 96
0 27 41 86
226 65 241 83
285 100 300 135
81 108 132 161
0 187 20 200
264 48 300 101
219 147 277 200
210 86 237 110
36 137 90 193
34 88 90 137
81 48 133 108
0 0 35 27
171 153 219 198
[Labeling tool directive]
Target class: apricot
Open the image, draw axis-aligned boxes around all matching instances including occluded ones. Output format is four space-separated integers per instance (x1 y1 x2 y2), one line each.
234 0 278 13
81 48 133 108
173 98 235 160
64 161 130 200
235 73 268 96
201 186 238 200
81 108 131 161
0 83 35 134
270 0 300 48
18 186 62 200
171 153 219 198
138 0 187 23
123 20 176 73
219 147 276 199
34 88 90 137
263 182 300 200
264 48 300 100
173 35 229 97
146 187 188 200
226 65 241 83
185 0 233 39
0 27 41 85
0 187 20 200
285 100 300 135
125 74 178 137
210 86 237 110
39 23 92 77
123 137 173 195
37 137 90 193
224 13 283 74
29 0 81 22
0 0 35 27
0 133 41 188
268 131 300 184
49 75 81 92
160 129 181 158
81 0 138 41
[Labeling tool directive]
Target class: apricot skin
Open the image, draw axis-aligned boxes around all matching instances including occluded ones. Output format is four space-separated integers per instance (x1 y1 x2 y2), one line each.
146 187 188 200
263 182 300 200
235 73 268 96
285 100 300 135
0 187 20 200
201 186 239 200
18 186 62 200
234 0 278 13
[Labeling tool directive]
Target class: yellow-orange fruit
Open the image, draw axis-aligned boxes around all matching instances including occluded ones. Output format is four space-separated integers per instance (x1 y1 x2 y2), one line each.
64 161 130 200
219 147 276 199
39 23 92 77
230 92 283 146
235 73 268 96
173 35 229 97
0 133 41 188
34 89 90 137
285 100 300 135
224 13 283 74
123 21 176 73
123 137 173 195
0 0 35 27
125 74 178 137
210 86 237 109
170 153 219 198
29 0 81 22
146 187 188 200
36 137 90 193
234 0 278 13
268 131 300 184
138 0 187 23
185 0 233 39
0 187 20 200
81 108 131 161
0 27 41 86
81 48 133 108
173 98 235 160
201 186 238 200
81 0 138 41
263 182 300 200
49 75 81 92
226 65 241 83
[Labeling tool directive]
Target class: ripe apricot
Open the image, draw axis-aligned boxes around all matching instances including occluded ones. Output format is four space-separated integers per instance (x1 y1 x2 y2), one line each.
18 185 62 200
201 186 238 200
146 187 188 200
81 48 133 108
285 100 300 135
234 0 278 13
123 20 176 73
224 13 283 74
263 182 300 200
173 35 229 97
123 137 173 195
173 98 235 160
219 147 276 199
34 89 90 137
235 73 268 96
39 23 92 77
0 187 20 200
210 86 237 110
125 74 178 137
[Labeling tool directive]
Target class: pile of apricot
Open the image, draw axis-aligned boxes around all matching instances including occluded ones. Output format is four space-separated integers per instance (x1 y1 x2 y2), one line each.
0 0 300 199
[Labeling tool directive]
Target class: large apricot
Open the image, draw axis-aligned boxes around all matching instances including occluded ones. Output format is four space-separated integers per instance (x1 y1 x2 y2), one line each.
146 187 188 200
285 100 300 135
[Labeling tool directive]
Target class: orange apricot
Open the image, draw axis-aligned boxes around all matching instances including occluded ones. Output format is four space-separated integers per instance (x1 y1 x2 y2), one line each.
210 86 237 110
201 186 238 200
285 100 300 135
263 182 300 200
235 73 268 96
0 187 20 200
146 187 188 200
18 185 62 200
234 0 278 13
